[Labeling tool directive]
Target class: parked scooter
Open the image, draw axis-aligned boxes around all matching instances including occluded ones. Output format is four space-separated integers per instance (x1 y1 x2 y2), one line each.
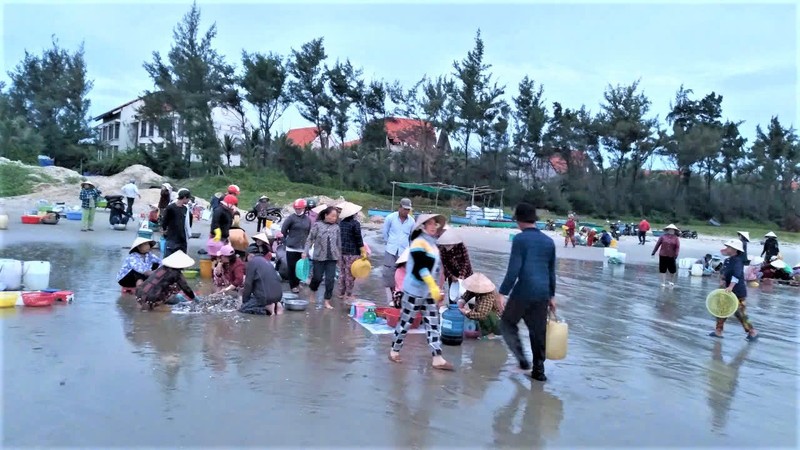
105 195 133 229
680 229 699 239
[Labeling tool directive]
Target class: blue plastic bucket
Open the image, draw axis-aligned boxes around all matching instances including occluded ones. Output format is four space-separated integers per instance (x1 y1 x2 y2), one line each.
295 258 310 280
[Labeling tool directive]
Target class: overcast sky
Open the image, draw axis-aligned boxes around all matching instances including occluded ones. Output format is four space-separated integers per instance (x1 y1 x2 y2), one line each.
2 0 796 152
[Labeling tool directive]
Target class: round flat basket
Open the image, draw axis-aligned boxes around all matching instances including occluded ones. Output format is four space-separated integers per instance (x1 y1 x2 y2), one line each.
705 289 739 318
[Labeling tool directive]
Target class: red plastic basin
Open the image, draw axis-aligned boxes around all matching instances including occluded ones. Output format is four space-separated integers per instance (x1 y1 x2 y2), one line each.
384 308 423 329
21 215 42 224
53 290 74 303
22 292 56 307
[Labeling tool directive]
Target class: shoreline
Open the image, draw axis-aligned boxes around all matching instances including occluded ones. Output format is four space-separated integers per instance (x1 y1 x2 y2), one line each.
2 207 798 267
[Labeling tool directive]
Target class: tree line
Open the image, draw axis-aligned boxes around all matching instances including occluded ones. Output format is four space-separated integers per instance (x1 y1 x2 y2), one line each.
1 2 798 229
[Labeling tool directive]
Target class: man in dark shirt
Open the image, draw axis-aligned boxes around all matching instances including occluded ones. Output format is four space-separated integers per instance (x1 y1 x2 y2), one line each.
498 202 557 382
160 189 192 258
240 244 283 315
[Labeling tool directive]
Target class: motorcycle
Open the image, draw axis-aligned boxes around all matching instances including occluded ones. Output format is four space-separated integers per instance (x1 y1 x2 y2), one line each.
545 220 556 231
244 207 283 224
622 223 638 236
680 229 698 239
105 195 133 229
607 220 622 240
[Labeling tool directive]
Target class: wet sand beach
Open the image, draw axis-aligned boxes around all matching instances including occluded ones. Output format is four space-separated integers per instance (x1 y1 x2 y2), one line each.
1 210 798 448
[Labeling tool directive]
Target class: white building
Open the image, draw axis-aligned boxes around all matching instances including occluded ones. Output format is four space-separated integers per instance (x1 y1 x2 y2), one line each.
92 97 246 166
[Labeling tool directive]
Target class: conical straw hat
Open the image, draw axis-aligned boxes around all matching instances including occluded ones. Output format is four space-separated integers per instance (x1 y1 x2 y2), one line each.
737 231 750 241
414 213 446 231
764 231 777 238
396 248 410 265
437 228 463 245
723 239 743 253
770 259 787 269
664 224 679 231
129 237 156 253
162 250 194 269
252 232 272 245
312 204 328 214
462 273 496 294
339 201 363 219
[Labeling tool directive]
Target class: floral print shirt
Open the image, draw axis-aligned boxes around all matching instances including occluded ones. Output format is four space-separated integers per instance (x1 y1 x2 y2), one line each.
116 252 162 282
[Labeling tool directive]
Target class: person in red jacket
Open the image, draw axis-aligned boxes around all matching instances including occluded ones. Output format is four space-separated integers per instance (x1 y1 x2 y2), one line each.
564 214 577 248
638 217 651 245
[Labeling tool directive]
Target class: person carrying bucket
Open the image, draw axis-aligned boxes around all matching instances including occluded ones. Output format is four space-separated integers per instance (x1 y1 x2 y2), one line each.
498 203 557 382
337 201 366 301
303 206 341 310
282 199 312 293
208 195 237 259
78 180 102 231
709 240 758 341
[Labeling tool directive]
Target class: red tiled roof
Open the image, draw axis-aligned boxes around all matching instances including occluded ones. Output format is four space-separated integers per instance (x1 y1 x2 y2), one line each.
286 127 320 147
384 117 436 148
343 139 361 148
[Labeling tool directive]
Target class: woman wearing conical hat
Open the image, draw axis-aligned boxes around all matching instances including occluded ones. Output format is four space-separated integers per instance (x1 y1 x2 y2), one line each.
117 237 162 289
760 232 780 262
651 224 681 288
136 251 198 311
458 273 503 339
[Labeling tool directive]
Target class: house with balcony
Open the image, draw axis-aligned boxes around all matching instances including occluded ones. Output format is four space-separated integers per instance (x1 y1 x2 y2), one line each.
93 97 246 166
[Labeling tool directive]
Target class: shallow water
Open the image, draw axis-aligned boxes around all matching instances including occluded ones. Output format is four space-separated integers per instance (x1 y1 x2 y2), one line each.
1 239 798 449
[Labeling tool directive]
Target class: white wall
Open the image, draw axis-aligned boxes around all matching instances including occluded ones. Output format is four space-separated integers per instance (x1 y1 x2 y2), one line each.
94 99 246 167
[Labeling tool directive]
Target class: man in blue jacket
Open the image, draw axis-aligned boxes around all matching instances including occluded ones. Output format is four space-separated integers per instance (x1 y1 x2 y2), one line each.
498 202 557 381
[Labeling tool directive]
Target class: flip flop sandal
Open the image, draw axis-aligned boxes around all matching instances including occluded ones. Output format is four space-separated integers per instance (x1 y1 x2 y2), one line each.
432 361 454 371
746 334 759 342
708 331 724 339
388 353 402 364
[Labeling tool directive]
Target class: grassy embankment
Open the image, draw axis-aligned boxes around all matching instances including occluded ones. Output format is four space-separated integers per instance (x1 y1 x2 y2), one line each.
0 163 57 197
180 169 398 213
182 170 800 243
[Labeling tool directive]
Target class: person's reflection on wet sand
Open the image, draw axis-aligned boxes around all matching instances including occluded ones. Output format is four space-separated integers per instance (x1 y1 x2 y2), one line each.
203 316 233 373
492 377 564 448
116 296 193 392
654 288 679 323
387 366 432 449
707 341 751 433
